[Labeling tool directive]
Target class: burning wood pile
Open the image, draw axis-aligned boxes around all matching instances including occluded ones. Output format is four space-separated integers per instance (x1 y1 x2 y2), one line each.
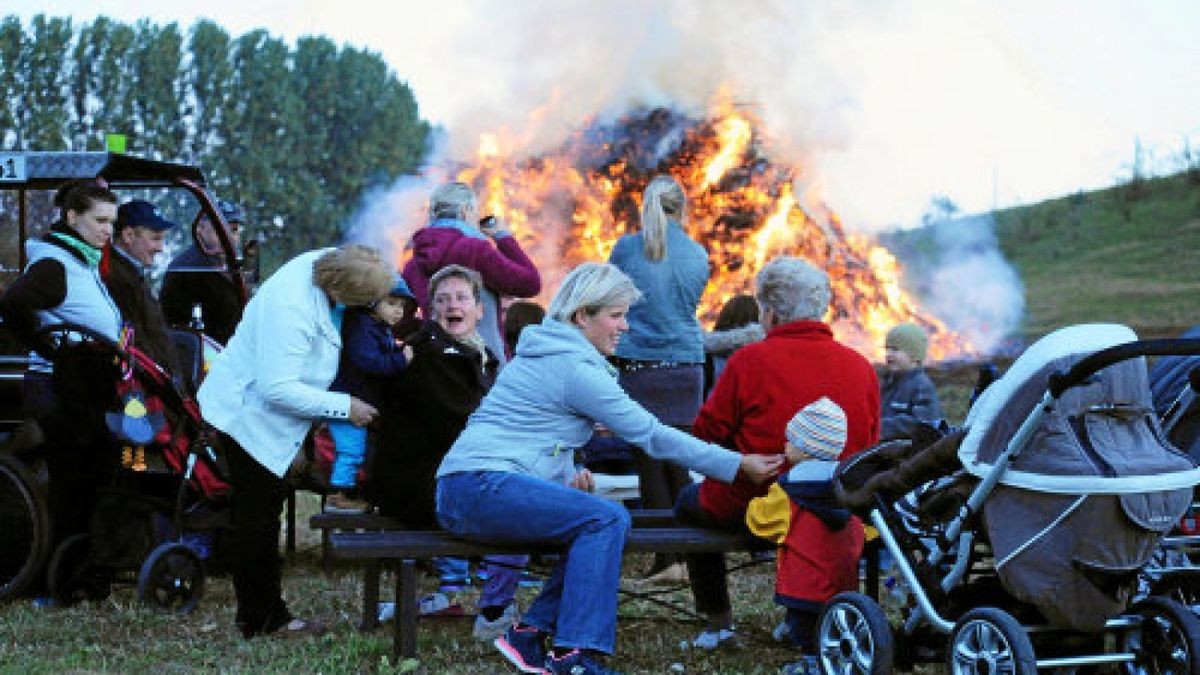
453 102 970 361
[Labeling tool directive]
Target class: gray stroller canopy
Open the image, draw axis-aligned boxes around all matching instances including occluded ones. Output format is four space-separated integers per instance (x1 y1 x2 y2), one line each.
959 323 1200 494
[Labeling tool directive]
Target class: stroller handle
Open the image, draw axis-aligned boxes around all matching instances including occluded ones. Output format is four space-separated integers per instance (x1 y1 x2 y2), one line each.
1048 338 1200 399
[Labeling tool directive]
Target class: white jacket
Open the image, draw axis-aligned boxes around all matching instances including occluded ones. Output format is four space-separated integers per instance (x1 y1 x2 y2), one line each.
198 248 351 477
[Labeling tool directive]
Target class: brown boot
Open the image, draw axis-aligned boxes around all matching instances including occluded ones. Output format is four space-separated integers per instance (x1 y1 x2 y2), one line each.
324 491 373 514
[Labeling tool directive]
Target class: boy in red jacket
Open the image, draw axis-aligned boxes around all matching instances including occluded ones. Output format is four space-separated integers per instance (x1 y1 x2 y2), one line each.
746 397 864 674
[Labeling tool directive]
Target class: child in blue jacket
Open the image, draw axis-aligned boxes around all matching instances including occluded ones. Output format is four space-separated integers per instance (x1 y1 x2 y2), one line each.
325 278 416 512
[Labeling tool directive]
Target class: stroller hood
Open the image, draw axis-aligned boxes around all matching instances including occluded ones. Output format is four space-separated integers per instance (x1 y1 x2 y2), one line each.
959 323 1200 493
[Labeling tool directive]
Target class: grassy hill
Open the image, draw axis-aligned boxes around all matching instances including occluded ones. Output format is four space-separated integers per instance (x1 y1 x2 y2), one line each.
890 171 1200 341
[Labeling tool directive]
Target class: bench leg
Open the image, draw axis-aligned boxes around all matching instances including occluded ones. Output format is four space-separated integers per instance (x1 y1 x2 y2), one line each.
396 559 418 659
322 529 332 575
358 560 381 631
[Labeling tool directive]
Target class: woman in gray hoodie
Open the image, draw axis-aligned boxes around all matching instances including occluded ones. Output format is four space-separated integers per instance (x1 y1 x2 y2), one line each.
435 262 782 675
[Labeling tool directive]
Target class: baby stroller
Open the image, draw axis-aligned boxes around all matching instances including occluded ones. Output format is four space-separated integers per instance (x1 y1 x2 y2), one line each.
829 323 1200 674
3 321 228 613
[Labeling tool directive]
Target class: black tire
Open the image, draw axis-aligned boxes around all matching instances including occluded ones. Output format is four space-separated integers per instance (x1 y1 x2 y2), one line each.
1120 595 1200 675
138 542 204 614
0 451 51 602
946 607 1037 675
816 591 895 675
1148 570 1200 612
47 533 109 606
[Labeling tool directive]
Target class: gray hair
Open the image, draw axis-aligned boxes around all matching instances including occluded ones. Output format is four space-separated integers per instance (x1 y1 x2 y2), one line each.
429 181 476 221
755 256 831 323
547 262 642 322
429 264 483 306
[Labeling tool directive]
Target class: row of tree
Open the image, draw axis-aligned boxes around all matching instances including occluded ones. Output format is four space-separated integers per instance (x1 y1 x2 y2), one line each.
1 14 431 271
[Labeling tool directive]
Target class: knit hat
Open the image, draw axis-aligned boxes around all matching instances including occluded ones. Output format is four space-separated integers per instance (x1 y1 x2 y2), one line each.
785 397 847 461
886 322 928 363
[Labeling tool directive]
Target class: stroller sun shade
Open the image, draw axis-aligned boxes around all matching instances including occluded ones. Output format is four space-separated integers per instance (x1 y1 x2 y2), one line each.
959 323 1200 494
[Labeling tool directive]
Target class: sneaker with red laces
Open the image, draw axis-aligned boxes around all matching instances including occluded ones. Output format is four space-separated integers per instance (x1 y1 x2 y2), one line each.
494 623 548 674
545 649 621 675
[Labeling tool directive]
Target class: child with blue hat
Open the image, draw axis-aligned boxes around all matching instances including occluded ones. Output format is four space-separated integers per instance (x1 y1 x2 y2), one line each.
325 275 418 513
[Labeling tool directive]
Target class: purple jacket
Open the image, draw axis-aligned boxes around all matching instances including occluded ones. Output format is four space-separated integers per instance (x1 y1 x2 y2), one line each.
402 220 541 365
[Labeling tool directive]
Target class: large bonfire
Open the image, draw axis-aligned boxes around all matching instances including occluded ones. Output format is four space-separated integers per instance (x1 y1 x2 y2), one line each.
445 99 970 362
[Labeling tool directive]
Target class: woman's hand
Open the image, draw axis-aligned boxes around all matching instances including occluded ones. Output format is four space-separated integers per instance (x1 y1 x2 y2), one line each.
348 396 379 427
570 468 595 493
480 216 510 239
740 454 784 484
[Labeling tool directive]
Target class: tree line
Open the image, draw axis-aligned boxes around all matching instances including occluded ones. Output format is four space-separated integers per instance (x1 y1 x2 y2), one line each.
0 14 431 271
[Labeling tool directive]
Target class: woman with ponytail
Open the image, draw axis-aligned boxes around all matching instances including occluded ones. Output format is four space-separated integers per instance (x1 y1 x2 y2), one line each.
0 178 125 552
606 174 710 584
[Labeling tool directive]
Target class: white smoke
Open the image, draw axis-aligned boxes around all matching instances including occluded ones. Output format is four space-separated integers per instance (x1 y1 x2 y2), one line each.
922 214 1025 356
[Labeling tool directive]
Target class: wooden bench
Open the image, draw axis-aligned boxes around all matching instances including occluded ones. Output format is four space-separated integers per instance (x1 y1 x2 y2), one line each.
313 508 880 659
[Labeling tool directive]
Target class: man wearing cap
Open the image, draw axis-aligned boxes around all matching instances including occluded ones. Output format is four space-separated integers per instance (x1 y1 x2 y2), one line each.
106 199 180 371
160 199 245 345
880 322 944 441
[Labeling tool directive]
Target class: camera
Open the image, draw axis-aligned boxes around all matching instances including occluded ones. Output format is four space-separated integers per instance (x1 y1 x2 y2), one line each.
479 215 497 227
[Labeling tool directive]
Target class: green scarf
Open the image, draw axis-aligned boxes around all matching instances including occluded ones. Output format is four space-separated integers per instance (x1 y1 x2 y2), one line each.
49 231 103 268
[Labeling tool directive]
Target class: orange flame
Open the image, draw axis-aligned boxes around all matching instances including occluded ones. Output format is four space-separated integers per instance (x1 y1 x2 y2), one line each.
445 104 971 362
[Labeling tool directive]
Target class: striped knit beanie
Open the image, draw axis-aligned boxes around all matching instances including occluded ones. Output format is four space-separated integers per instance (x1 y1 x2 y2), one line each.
785 396 847 461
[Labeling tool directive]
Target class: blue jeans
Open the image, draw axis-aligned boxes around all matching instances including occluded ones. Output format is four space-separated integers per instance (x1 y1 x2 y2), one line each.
436 471 631 654
327 420 366 489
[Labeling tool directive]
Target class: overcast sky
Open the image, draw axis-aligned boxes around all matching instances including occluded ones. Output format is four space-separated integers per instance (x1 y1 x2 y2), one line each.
7 0 1199 230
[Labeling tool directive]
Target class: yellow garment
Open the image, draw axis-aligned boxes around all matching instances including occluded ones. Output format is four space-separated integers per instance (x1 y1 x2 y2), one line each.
745 482 792 544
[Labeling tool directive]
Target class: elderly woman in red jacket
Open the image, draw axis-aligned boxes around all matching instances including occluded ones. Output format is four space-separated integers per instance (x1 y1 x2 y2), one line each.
675 255 880 650
402 181 540 367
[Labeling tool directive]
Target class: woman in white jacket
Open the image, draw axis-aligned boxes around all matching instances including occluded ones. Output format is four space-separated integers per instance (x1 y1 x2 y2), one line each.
198 244 393 638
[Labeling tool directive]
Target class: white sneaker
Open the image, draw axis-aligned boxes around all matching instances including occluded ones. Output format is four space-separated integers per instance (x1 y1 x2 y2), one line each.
692 627 742 650
472 602 519 641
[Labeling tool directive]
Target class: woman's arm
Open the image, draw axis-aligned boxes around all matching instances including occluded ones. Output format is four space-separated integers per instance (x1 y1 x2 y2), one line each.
0 259 67 344
254 302 352 420
455 236 541 298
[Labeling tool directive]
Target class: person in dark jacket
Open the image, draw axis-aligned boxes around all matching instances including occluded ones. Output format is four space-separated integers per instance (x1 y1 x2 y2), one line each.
402 181 540 367
105 199 180 374
324 277 418 513
0 179 124 552
880 322 944 441
160 199 245 344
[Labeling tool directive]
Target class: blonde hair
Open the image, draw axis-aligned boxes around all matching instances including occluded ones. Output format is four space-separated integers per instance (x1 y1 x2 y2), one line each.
639 175 686 262
429 181 476 221
313 245 395 307
755 256 831 323
547 262 641 323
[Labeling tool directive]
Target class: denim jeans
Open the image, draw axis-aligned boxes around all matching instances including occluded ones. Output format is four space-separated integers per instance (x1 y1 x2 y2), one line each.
436 471 631 654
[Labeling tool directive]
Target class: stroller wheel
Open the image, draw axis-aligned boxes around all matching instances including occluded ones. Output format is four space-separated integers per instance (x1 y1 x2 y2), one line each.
0 451 51 602
1120 596 1200 675
816 591 894 675
47 533 110 606
947 607 1036 675
138 542 204 614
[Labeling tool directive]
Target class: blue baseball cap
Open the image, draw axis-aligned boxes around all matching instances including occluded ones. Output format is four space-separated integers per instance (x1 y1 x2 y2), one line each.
117 200 177 232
